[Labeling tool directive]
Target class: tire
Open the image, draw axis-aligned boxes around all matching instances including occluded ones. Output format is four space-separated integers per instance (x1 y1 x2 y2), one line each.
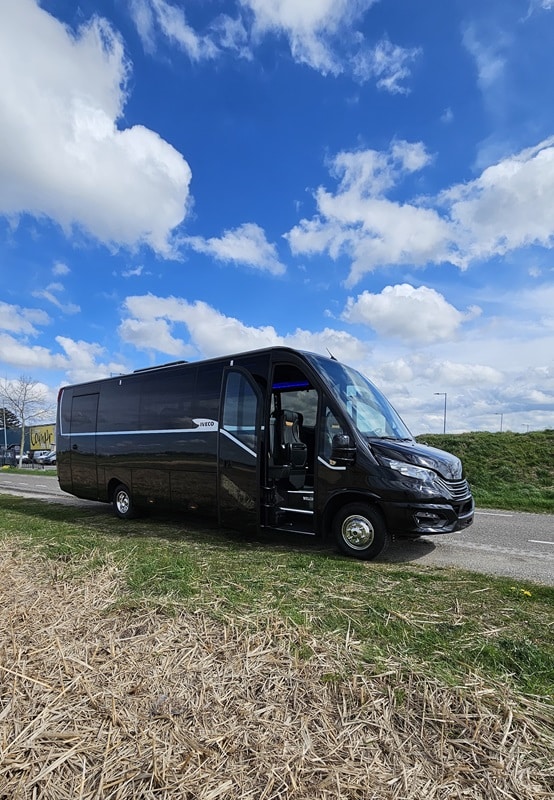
112 483 139 519
332 503 390 560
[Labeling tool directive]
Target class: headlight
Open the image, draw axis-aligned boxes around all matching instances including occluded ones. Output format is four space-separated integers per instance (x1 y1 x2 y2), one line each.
382 458 437 484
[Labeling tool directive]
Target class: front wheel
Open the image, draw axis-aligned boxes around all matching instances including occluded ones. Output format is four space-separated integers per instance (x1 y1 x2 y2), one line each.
332 503 389 560
112 483 139 519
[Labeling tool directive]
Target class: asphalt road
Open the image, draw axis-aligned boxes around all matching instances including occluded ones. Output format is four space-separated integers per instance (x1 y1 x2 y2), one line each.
1 471 553 586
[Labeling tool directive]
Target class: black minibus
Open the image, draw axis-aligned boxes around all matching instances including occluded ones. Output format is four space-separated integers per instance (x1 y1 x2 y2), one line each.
56 346 473 559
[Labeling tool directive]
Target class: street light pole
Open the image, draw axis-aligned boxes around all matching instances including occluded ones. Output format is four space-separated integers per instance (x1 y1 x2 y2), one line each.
434 392 447 434
495 412 504 432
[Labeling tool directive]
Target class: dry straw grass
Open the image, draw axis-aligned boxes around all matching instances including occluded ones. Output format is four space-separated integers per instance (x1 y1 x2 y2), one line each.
0 543 552 800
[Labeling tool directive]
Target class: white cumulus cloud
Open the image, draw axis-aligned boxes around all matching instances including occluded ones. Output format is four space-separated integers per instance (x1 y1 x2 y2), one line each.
442 137 554 265
120 294 282 357
244 0 375 75
286 137 554 284
342 284 481 344
119 293 369 362
352 37 421 94
0 0 192 256
184 224 286 275
0 302 50 336
55 336 128 384
129 0 219 60
128 0 415 90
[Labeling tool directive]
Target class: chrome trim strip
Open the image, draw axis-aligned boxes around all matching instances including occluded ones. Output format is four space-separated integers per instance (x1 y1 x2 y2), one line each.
318 456 346 471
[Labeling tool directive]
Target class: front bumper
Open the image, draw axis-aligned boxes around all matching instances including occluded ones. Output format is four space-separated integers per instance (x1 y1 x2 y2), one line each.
382 496 474 536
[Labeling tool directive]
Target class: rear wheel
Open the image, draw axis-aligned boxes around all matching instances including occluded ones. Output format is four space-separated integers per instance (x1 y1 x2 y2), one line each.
332 503 389 560
112 483 139 519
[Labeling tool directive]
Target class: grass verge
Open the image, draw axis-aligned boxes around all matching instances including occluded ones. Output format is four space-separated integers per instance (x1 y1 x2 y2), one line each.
1 494 553 701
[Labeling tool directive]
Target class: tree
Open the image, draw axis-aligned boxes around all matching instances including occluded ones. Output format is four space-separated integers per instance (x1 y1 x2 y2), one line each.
0 376 52 466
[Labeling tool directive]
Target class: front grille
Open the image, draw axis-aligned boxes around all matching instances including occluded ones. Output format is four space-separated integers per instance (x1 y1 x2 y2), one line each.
435 477 471 501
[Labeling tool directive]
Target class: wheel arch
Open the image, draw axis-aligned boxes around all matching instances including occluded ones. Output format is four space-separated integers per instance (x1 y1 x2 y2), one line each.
107 477 126 503
321 490 382 542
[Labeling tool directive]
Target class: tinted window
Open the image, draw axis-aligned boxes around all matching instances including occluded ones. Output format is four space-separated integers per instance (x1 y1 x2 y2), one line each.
233 353 269 391
60 389 73 434
223 372 258 450
71 393 98 434
97 378 140 432
139 369 196 430
192 364 223 421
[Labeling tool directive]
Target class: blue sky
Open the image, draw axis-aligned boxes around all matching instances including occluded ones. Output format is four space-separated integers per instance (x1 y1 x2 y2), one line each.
1 0 553 434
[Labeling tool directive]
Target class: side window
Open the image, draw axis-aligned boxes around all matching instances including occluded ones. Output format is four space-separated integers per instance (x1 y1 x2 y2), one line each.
98 379 140 432
60 389 72 434
192 365 224 422
321 405 344 461
222 372 258 451
275 389 318 427
71 393 98 434
270 363 318 426
139 370 196 430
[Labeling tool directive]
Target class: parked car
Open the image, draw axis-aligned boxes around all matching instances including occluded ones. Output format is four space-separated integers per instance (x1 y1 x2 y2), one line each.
36 450 56 466
33 450 53 464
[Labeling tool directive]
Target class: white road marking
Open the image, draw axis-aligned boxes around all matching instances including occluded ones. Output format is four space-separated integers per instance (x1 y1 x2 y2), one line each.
528 540 554 546
475 511 513 517
447 540 554 560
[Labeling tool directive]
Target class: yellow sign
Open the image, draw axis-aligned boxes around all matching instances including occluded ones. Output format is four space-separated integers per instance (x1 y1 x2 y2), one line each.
30 424 55 451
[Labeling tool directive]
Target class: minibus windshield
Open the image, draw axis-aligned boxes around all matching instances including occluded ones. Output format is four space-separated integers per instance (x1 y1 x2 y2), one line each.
308 355 413 441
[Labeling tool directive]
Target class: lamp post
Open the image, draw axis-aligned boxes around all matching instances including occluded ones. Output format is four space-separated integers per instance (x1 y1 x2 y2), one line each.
495 412 504 432
434 392 447 434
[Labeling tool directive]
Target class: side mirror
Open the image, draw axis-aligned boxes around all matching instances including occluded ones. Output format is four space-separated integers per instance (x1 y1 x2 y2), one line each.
330 433 356 466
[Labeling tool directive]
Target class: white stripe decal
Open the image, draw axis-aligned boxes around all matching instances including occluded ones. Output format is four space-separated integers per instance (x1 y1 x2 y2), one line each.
220 428 257 457
60 427 219 436
59 418 220 437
